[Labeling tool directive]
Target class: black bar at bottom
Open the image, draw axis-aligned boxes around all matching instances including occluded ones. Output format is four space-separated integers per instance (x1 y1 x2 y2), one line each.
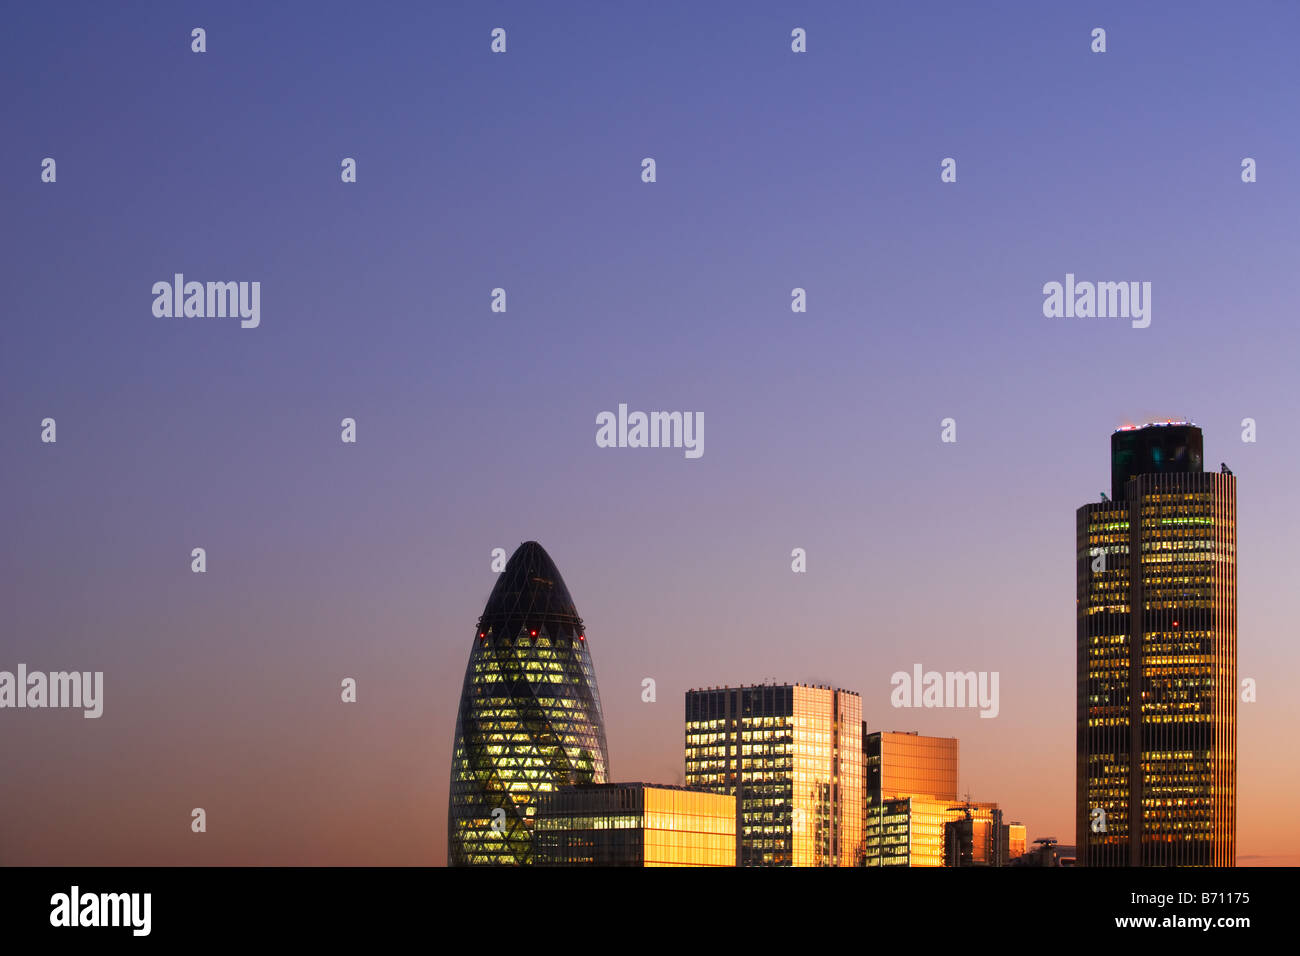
0 866 1275 943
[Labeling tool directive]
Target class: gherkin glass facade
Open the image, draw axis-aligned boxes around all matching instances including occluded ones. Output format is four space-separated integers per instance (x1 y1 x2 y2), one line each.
448 541 610 866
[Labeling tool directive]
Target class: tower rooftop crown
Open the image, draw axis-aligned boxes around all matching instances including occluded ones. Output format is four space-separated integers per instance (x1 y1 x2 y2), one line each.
1110 421 1203 498
478 540 581 631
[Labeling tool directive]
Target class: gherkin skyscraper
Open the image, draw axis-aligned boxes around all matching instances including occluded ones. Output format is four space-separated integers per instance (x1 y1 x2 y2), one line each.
448 541 610 865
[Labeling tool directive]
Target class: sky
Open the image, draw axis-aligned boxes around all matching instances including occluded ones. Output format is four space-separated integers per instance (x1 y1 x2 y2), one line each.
2 1 1298 865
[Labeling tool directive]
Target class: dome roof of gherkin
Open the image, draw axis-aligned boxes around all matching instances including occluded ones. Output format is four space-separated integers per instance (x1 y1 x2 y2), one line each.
477 541 581 633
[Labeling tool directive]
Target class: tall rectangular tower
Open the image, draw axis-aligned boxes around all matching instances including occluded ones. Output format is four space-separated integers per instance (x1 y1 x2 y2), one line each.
684 683 862 866
1076 423 1237 866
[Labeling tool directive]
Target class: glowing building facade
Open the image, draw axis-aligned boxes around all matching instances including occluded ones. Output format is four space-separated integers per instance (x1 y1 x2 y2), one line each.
1008 822 1028 860
685 683 862 866
861 731 960 867
1077 423 1236 866
534 783 736 866
864 795 960 867
448 541 610 865
865 730 959 803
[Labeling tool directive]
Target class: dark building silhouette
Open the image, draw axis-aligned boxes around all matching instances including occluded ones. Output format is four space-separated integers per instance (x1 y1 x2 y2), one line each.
448 541 609 865
1011 838 1076 867
1109 421 1204 499
943 803 1007 867
1077 423 1236 866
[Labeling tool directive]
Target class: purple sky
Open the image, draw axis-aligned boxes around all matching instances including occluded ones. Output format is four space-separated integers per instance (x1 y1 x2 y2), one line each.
2 2 1298 865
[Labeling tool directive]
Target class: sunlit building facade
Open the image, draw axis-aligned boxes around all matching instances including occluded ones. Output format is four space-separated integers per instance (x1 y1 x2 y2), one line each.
861 731 960 867
448 541 610 865
865 730 959 802
866 796 1008 868
1008 822 1028 860
1077 423 1237 866
685 683 862 866
863 795 952 867
534 783 736 866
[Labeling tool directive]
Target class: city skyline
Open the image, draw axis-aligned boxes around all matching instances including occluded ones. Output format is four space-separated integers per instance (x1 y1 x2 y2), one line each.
0 418 1280 865
4 3 1298 868
455 413 1245 868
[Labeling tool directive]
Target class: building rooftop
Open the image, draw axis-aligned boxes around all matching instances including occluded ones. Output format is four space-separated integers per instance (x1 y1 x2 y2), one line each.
555 782 722 795
687 682 853 693
1114 420 1198 432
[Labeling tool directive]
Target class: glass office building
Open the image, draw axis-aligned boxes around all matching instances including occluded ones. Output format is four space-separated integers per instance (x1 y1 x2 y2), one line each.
864 794 1006 867
685 683 862 866
534 783 736 866
865 730 959 802
448 541 610 865
863 795 951 867
861 731 960 867
1077 423 1237 866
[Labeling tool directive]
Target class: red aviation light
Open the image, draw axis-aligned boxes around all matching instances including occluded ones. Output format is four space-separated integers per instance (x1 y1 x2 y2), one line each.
530 630 537 637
